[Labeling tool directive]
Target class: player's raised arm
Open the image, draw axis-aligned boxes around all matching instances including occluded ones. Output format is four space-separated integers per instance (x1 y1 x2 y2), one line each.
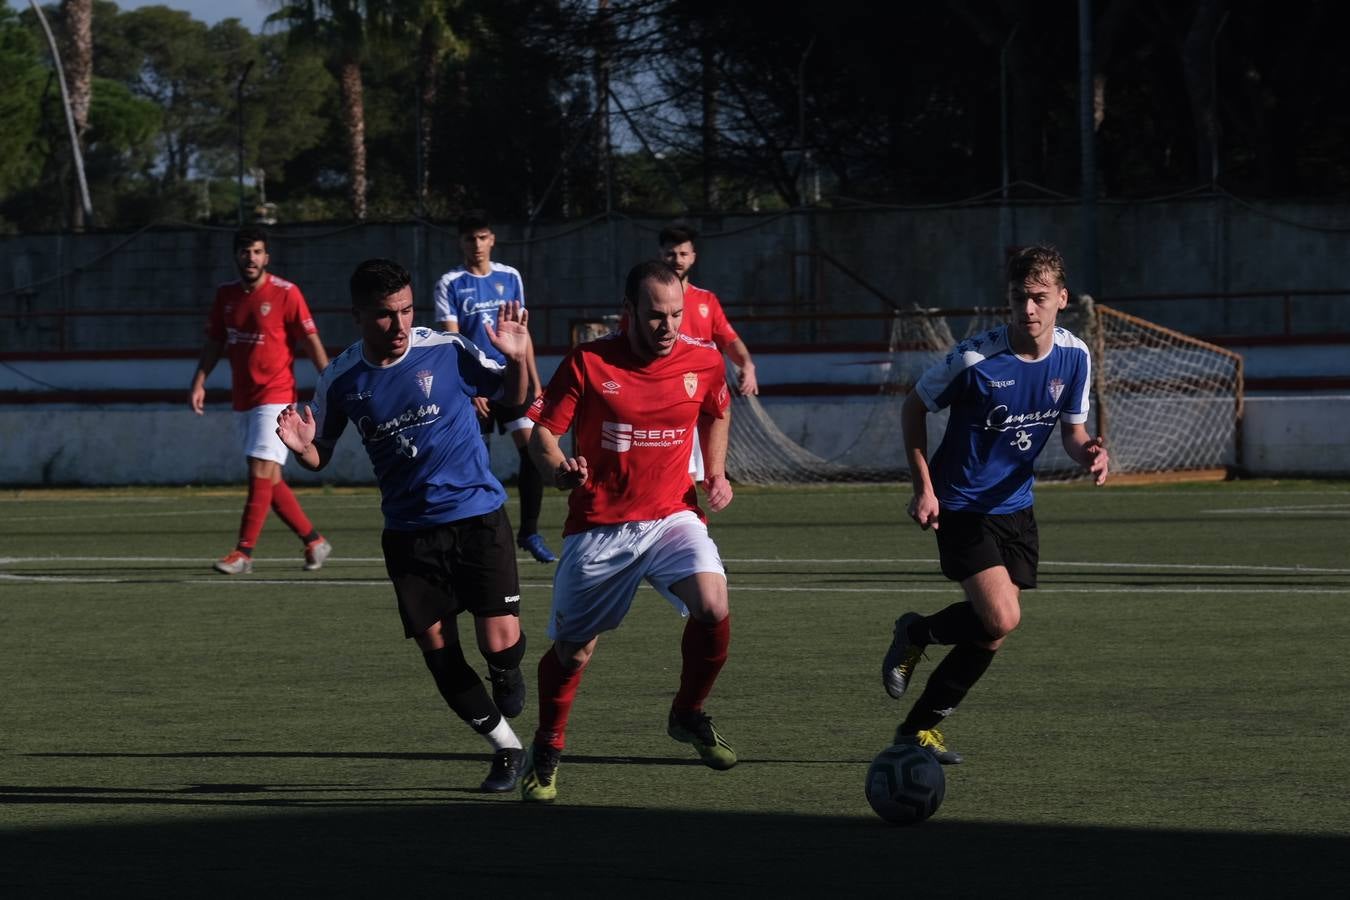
528 423 588 490
276 403 333 471
482 301 531 407
901 390 940 530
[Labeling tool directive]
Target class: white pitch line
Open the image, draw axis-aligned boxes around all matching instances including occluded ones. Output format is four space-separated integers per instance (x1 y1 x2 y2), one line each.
1 572 1348 595
3 556 1349 575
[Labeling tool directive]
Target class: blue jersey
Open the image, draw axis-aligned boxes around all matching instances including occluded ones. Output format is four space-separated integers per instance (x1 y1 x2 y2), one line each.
915 325 1091 515
432 263 525 366
311 327 509 530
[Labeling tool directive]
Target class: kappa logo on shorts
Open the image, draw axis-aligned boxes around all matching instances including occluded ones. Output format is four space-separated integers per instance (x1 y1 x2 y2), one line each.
504 594 520 604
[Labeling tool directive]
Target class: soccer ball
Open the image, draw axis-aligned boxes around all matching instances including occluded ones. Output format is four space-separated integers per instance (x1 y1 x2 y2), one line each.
865 743 946 825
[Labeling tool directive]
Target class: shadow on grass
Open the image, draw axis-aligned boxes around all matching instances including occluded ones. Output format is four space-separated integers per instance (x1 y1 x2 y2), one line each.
1 784 1345 896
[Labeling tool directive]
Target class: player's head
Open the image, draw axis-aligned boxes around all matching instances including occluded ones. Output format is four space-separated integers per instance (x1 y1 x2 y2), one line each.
1005 245 1068 343
658 224 698 282
350 258 415 365
457 211 495 269
622 260 684 361
232 227 270 284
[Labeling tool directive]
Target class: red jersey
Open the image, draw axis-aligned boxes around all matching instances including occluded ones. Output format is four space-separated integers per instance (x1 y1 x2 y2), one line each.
682 284 738 349
205 274 318 411
529 332 730 535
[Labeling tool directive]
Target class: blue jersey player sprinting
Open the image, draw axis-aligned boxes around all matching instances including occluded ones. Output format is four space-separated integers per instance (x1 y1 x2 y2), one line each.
881 245 1110 764
276 258 537 794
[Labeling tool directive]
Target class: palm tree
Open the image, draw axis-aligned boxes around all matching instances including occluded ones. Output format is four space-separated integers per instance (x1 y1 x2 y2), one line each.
60 0 92 229
269 0 373 220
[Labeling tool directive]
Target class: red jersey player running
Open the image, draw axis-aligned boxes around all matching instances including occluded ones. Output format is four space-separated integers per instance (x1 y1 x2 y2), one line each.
189 227 332 575
519 260 737 802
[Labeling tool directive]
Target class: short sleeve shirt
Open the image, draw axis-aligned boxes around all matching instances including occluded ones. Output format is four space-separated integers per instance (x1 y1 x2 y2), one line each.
432 263 525 366
682 284 739 350
915 325 1092 515
206 274 318 411
310 327 509 530
528 333 730 536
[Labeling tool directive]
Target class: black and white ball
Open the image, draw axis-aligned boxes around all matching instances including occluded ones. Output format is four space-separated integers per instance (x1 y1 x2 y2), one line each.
865 743 946 825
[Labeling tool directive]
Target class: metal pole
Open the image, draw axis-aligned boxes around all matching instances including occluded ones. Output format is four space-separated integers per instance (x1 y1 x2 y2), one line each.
29 0 93 228
1077 0 1100 298
237 60 254 226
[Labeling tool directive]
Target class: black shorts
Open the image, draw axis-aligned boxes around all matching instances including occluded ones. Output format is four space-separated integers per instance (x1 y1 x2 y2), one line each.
935 507 1040 589
382 506 522 638
479 399 533 436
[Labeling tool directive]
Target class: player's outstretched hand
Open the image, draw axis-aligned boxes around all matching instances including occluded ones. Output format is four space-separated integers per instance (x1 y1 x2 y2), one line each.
703 473 733 511
483 301 530 362
908 492 940 531
554 455 588 490
276 403 316 454
1084 436 1109 485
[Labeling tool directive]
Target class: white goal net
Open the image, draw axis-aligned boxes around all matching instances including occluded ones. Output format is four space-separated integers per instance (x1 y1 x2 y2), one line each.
723 300 1244 484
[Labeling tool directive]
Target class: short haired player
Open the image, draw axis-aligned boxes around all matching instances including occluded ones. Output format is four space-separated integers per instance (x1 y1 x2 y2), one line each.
433 212 555 565
276 258 535 793
881 245 1109 763
518 260 737 802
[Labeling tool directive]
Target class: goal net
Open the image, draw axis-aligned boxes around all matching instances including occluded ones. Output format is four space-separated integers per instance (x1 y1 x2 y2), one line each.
723 300 1244 484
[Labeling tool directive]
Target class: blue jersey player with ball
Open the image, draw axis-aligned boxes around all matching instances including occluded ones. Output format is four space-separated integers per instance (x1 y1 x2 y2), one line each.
882 245 1109 763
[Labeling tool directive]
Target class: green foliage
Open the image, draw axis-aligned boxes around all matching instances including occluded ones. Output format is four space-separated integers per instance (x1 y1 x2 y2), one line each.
0 4 45 212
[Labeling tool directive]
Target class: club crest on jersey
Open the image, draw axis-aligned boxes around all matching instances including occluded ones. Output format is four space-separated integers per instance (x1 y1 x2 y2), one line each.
415 369 435 398
259 302 272 317
1048 378 1065 403
495 282 505 297
698 303 709 318
683 372 698 398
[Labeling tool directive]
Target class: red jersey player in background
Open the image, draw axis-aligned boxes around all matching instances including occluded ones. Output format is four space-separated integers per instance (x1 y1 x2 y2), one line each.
658 224 758 396
518 259 737 802
189 227 332 575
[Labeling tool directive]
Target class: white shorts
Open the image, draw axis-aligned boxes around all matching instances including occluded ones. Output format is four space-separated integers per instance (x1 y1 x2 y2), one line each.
548 509 725 642
688 429 704 481
235 403 290 465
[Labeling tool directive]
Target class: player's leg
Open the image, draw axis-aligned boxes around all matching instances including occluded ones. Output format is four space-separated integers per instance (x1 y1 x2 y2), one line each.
385 525 524 792
522 522 642 801
651 512 737 770
522 636 596 802
454 507 528 718
506 416 555 564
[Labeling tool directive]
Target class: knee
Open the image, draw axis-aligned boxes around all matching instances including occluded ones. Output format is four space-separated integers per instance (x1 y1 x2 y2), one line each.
554 640 594 673
983 606 1020 641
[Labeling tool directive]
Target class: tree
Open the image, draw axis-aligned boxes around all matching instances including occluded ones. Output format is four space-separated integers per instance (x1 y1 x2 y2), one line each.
60 0 91 228
269 0 376 220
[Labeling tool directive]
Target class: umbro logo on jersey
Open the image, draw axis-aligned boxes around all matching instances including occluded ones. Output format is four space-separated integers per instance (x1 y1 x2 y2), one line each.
683 373 698 398
1048 378 1065 403
602 380 621 394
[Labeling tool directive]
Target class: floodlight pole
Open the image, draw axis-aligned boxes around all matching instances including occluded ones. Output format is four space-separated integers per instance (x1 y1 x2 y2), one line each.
237 60 255 226
29 0 93 229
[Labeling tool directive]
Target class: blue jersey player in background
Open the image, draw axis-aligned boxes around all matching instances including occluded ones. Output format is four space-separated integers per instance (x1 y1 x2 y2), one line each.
882 245 1110 764
277 258 536 793
433 212 555 565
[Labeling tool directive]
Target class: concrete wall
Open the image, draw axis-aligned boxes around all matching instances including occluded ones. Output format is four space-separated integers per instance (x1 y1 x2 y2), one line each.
4 198 1349 355
2 394 1344 486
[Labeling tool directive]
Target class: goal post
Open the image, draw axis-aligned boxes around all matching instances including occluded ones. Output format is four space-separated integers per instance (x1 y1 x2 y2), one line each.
724 301 1245 484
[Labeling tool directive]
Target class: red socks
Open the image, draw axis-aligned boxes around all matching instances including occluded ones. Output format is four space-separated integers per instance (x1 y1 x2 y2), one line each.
673 615 731 713
533 650 586 751
236 477 274 551
270 479 315 539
